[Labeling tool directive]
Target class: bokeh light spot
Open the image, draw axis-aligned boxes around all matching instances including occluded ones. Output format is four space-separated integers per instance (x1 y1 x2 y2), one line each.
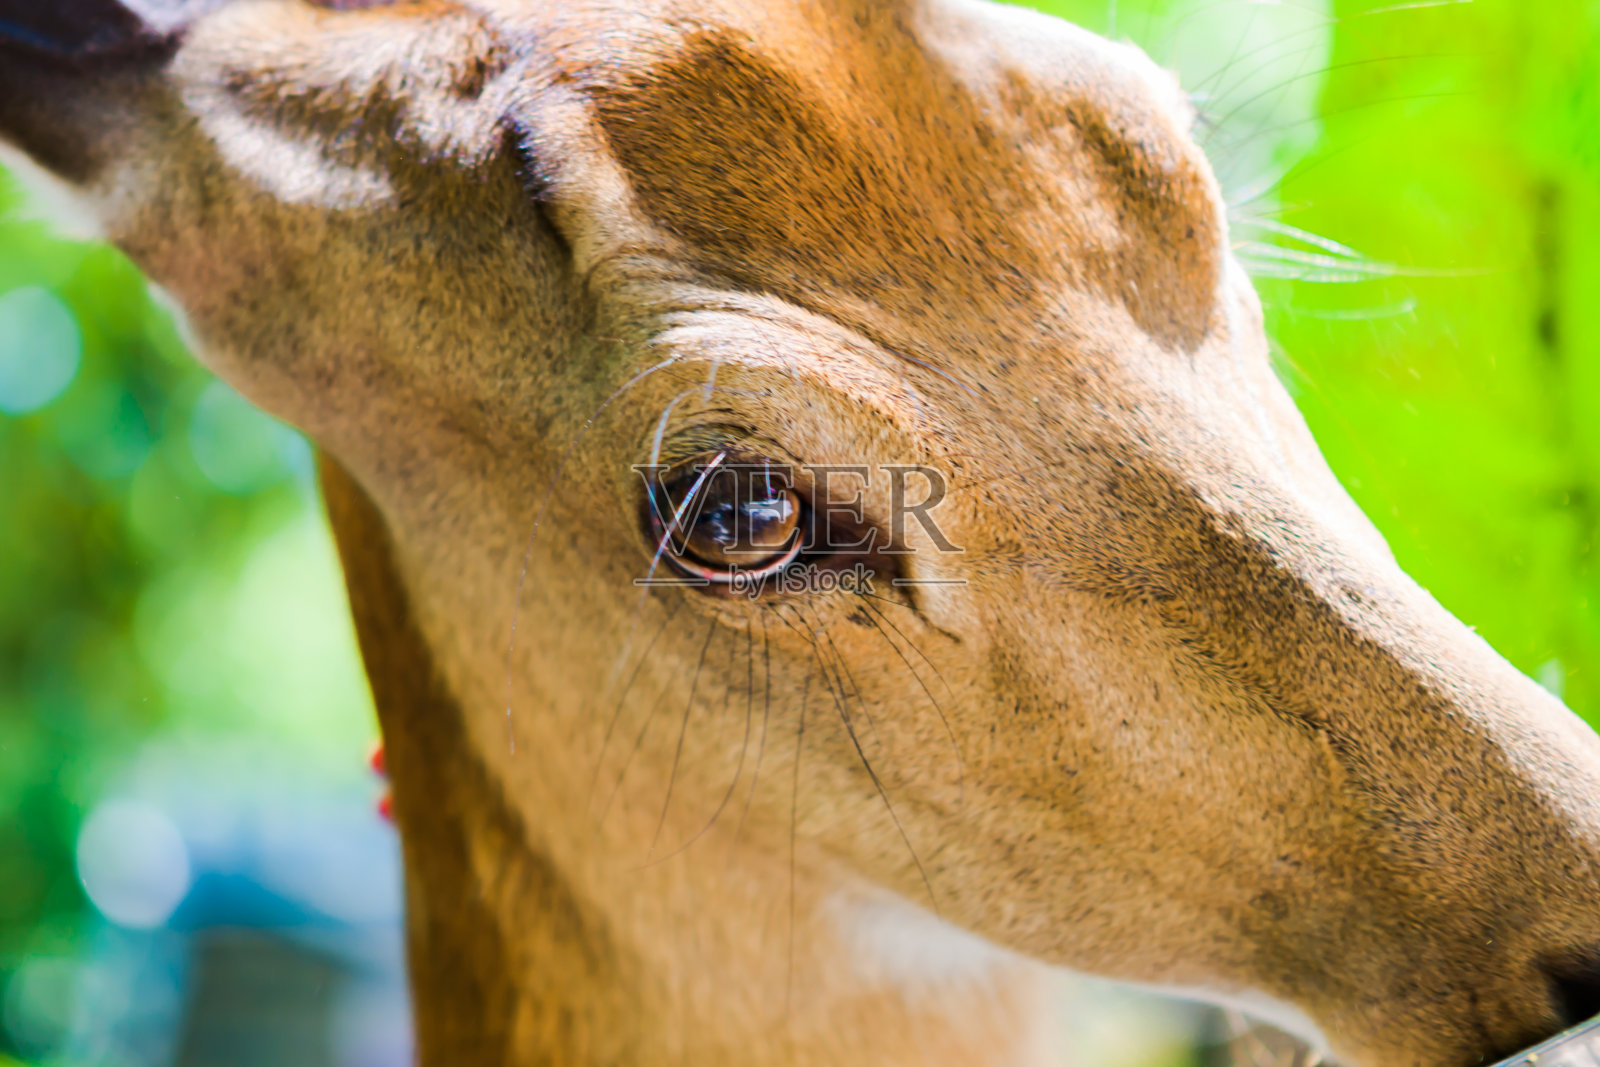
0 286 82 414
57 383 154 480
187 380 299 494
1 957 77 1060
75 799 192 930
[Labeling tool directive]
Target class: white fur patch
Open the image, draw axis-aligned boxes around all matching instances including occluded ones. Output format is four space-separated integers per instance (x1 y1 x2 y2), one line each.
829 891 1010 996
123 0 233 35
1134 979 1332 1056
184 88 394 211
0 143 106 240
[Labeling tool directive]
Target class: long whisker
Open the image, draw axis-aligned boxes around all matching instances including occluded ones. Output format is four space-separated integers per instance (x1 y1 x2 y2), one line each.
1234 216 1374 260
641 619 755 867
598 678 674 829
855 594 965 803
817 619 884 757
1169 0 1460 88
504 355 683 752
586 598 683 820
786 657 812 1019
776 604 879 758
650 619 718 858
1227 140 1364 214
1195 0 1266 109
1158 0 1324 74
1271 298 1420 322
883 344 979 398
732 611 773 852
778 605 938 913
1210 89 1471 157
1182 9 1334 104
853 591 953 689
1237 241 1493 282
1204 53 1450 148
1360 0 1473 13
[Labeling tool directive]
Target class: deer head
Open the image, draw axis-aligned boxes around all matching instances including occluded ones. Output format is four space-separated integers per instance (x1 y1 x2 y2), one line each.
5 2 1600 1065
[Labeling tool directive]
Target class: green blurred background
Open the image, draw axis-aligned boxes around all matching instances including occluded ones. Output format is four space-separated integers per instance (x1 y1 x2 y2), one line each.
0 0 1596 1064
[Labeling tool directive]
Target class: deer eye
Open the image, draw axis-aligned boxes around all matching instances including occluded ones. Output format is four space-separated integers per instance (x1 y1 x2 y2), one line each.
649 456 804 581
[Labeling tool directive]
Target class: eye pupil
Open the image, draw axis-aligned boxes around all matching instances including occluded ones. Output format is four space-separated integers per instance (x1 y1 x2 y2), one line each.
741 497 797 548
657 462 803 574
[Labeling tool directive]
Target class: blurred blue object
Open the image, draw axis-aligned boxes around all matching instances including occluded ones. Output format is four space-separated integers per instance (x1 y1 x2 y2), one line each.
1494 1017 1600 1067
6 763 410 1067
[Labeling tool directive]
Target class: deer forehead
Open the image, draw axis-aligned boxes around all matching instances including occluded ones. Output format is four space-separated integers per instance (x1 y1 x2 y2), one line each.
160 0 1228 365
104 0 1272 571
555 0 1226 355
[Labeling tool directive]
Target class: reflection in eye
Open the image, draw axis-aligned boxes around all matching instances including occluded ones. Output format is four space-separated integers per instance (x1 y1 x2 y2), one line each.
650 456 805 583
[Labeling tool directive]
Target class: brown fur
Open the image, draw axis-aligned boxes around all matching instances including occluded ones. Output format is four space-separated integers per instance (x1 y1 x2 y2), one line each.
6 2 1600 1065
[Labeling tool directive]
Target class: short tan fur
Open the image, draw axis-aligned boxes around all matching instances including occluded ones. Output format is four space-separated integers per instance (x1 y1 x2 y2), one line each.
4 2 1600 1065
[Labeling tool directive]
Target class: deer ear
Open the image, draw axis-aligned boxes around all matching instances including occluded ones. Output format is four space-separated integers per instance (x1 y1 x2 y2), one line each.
173 2 514 172
1 0 503 195
0 0 167 57
0 0 188 182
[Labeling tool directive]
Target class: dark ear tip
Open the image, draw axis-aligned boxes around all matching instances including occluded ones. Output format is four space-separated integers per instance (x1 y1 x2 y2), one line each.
0 0 199 183
0 1 180 62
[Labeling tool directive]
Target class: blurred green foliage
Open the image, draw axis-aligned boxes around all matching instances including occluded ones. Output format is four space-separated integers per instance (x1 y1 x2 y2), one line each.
1018 0 1600 715
0 0 1597 1064
0 169 373 1059
1271 0 1600 716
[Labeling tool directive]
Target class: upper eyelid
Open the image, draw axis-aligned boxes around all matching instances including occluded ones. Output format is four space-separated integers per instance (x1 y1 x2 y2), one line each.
648 419 802 470
631 358 944 494
656 453 817 510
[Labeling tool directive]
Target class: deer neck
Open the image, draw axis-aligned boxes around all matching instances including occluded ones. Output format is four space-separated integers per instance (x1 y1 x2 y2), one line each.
319 455 1060 1067
318 455 641 1063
